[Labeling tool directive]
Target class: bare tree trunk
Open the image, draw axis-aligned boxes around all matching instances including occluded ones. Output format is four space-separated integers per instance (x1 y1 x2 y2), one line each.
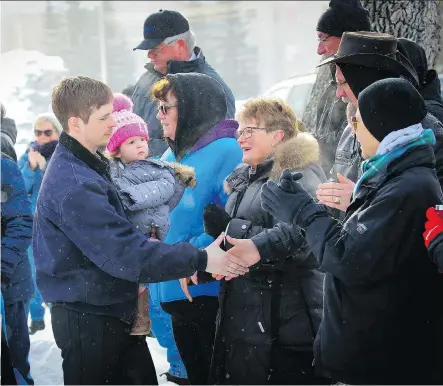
303 0 441 132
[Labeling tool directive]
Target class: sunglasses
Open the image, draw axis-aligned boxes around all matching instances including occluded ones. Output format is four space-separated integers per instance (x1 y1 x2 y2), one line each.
157 104 177 115
34 129 54 137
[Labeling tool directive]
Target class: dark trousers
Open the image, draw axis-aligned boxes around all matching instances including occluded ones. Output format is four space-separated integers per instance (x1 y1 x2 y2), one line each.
161 296 218 385
2 327 17 385
51 306 158 385
4 300 33 385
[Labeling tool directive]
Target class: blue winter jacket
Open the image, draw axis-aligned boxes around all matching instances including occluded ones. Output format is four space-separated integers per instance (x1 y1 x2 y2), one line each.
18 146 44 213
33 133 208 322
150 72 243 304
1 154 34 304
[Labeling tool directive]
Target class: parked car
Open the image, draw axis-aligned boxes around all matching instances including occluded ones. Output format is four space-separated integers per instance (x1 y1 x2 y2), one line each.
261 74 317 118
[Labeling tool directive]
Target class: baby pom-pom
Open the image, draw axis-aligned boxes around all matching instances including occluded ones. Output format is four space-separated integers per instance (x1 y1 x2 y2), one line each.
113 93 133 113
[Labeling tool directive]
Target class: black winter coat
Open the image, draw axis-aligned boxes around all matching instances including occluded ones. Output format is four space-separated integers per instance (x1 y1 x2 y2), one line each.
209 133 327 385
304 145 443 384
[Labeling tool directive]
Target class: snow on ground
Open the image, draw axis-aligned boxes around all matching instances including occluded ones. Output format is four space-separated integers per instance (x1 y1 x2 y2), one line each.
29 310 174 385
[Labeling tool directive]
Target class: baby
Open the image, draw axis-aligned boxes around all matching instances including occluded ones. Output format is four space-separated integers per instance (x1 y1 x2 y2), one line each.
107 94 197 335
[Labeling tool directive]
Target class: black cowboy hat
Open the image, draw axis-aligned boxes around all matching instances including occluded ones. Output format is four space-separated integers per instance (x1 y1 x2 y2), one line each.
318 31 419 86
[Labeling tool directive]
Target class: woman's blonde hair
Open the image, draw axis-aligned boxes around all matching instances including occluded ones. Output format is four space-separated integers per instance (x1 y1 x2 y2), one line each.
236 98 301 140
33 113 63 134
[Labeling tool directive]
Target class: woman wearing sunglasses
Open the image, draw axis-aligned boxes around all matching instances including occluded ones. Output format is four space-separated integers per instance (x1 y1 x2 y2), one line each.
149 73 242 385
18 113 62 335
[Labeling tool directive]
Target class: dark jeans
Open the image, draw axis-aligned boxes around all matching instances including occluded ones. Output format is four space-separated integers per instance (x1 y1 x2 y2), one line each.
51 306 158 385
161 296 218 385
4 300 33 385
2 326 17 385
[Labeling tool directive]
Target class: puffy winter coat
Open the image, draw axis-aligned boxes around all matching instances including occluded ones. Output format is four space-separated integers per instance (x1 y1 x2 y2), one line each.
132 47 236 157
210 133 326 385
110 158 196 241
1 153 34 304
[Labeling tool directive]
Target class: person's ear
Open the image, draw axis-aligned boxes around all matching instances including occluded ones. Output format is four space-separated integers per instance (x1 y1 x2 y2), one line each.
68 117 81 133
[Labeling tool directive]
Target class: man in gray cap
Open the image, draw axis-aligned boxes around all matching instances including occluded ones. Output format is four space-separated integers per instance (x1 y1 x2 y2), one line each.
132 9 235 157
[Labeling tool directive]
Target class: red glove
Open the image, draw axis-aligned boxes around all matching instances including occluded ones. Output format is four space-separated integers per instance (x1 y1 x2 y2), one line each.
423 207 443 248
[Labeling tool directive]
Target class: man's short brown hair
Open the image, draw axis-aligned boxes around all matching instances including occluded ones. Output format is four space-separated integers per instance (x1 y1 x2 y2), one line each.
52 76 113 132
151 78 175 102
237 98 300 140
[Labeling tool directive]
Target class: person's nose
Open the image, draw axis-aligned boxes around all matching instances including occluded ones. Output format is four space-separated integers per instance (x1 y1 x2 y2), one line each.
336 85 346 99
317 42 326 56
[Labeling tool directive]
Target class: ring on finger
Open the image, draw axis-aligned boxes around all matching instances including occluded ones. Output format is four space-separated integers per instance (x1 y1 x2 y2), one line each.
334 196 341 204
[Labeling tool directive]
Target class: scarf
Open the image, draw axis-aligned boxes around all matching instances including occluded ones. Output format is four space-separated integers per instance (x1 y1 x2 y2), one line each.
353 126 435 195
31 140 58 160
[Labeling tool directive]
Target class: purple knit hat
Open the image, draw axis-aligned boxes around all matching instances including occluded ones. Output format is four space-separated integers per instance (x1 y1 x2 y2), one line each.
107 93 149 153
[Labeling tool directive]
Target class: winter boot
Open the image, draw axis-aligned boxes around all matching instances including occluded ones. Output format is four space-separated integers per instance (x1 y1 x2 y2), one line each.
130 286 151 336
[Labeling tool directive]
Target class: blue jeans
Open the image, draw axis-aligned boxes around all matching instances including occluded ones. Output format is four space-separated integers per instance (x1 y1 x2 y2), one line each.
27 247 45 322
148 285 188 379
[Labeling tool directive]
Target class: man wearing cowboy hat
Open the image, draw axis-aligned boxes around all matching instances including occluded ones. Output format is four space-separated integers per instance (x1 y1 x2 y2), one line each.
314 0 371 177
316 31 443 213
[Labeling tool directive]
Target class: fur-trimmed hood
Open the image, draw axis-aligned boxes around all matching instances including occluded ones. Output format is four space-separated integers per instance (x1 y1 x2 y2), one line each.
170 162 197 188
224 132 322 194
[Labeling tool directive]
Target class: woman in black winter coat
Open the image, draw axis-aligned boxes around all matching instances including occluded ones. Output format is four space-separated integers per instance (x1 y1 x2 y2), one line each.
203 99 328 385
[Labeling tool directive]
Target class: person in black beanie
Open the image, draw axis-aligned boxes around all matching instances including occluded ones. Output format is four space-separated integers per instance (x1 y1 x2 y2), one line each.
397 38 443 124
314 0 371 178
258 77 443 384
317 0 371 39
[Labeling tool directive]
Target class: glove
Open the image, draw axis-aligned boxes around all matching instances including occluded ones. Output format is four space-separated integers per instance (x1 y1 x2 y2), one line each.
423 207 443 248
261 169 326 228
203 204 231 239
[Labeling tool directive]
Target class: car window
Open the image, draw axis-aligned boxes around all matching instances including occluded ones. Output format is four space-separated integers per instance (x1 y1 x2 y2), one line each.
287 83 315 117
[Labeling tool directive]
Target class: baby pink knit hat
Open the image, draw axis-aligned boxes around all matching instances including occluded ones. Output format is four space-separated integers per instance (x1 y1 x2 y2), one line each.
106 93 149 153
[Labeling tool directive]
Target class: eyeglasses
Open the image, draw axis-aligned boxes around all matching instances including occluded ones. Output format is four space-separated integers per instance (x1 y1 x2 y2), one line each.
318 35 331 43
157 104 177 115
337 79 348 87
235 126 268 139
34 129 54 137
148 37 181 55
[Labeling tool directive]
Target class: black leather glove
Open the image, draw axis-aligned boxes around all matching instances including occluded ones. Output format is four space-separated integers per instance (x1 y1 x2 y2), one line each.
261 169 327 228
203 204 231 239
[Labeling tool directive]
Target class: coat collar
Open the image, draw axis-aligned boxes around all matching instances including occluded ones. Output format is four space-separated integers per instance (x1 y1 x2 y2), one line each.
59 132 110 180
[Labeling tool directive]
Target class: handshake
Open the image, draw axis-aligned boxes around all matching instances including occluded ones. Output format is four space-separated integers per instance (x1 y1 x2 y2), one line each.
179 204 262 302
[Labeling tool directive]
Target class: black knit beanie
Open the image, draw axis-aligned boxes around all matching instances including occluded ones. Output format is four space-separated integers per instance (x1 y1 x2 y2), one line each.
358 78 427 142
338 63 400 98
317 0 371 37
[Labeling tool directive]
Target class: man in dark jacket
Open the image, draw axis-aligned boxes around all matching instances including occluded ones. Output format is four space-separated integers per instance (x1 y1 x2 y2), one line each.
1 151 34 384
260 78 443 384
314 0 370 176
34 76 247 385
315 32 443 213
132 9 235 156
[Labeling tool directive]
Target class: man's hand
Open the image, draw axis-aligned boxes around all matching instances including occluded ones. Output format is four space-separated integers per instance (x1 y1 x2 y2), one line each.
316 173 355 212
28 148 39 170
179 272 198 302
205 233 249 277
213 236 262 282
